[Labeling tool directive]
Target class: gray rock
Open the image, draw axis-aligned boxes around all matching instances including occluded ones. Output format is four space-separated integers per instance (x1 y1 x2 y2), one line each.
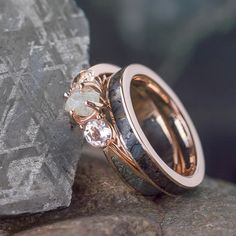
0 150 235 236
0 0 89 215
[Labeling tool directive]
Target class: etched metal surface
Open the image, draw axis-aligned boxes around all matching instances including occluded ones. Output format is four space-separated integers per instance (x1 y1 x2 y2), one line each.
0 0 89 215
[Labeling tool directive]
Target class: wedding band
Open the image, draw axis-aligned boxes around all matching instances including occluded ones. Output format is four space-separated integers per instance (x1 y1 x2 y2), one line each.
64 63 205 195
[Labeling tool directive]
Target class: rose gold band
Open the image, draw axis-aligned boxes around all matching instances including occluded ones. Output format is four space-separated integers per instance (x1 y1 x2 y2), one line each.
64 63 205 195
116 64 205 190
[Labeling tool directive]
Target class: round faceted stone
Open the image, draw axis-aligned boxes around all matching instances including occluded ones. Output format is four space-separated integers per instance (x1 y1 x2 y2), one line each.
65 88 100 116
84 119 112 147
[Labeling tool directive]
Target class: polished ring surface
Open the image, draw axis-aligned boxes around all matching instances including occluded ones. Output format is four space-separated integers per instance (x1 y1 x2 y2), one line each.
64 63 205 196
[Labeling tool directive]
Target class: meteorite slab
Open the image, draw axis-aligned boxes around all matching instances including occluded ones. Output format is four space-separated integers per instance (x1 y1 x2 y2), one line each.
0 0 89 215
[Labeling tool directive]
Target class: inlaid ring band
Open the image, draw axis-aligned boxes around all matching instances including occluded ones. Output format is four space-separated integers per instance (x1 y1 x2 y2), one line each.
64 63 205 196
106 64 205 195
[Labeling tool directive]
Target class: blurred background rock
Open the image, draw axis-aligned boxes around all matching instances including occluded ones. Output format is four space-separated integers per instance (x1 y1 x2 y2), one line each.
78 0 236 184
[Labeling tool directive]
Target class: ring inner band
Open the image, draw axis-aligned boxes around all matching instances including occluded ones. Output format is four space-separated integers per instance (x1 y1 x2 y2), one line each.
130 75 197 176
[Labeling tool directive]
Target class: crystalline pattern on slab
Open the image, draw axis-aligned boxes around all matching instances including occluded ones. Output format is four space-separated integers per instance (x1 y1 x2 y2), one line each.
0 0 89 215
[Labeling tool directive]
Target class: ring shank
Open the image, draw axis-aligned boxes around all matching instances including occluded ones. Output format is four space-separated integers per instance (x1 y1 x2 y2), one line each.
130 82 178 171
131 76 196 175
107 64 205 194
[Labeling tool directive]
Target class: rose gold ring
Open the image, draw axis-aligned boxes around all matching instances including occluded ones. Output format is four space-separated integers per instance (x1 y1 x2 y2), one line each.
64 63 205 196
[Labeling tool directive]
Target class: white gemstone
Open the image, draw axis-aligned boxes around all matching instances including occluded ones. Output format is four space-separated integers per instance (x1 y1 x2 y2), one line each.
84 119 112 147
79 69 95 83
65 88 100 116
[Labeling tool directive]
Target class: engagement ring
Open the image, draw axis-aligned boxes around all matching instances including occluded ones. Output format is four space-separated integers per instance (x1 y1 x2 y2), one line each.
64 64 205 195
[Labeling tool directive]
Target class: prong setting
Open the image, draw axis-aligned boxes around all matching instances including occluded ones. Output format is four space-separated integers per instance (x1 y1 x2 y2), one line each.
64 68 114 147
84 119 113 148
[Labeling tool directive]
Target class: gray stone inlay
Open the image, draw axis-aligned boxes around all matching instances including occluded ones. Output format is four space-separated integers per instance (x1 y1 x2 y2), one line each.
0 0 89 215
108 69 185 194
111 155 160 196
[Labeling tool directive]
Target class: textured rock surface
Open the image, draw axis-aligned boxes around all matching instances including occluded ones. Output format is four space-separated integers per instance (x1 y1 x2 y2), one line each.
0 149 235 236
0 0 89 215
